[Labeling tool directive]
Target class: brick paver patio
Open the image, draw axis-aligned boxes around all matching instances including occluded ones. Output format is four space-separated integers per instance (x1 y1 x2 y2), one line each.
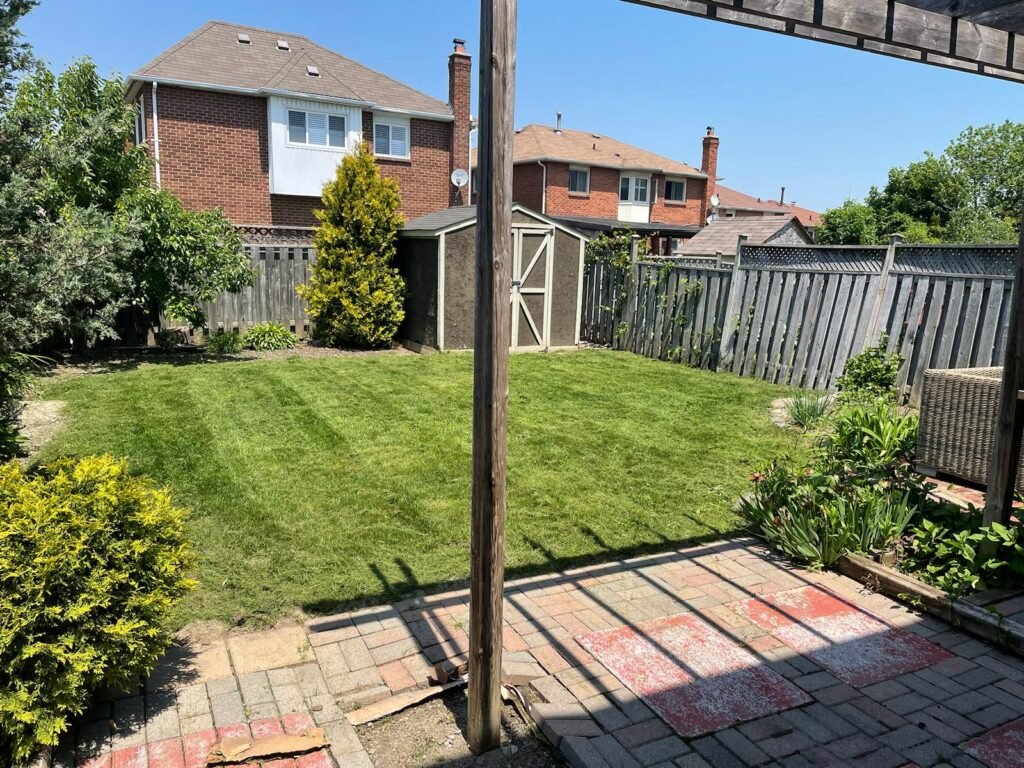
58 538 1024 768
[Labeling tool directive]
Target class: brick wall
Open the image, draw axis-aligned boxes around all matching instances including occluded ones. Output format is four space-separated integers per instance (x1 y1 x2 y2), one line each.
512 163 545 212
144 85 273 223
139 86 459 227
650 174 705 227
362 111 453 220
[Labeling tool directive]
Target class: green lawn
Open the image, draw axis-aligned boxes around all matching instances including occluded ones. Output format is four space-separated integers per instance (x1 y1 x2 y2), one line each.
38 350 805 625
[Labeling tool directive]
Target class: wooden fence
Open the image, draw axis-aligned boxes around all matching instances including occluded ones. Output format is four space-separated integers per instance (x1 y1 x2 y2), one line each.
580 241 1017 405
202 242 316 337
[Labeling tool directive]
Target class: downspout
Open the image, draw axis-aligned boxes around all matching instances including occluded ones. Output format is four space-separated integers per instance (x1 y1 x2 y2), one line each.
151 81 162 189
536 160 547 214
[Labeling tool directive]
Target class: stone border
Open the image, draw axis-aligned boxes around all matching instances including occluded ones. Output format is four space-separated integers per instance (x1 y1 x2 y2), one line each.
837 553 1024 656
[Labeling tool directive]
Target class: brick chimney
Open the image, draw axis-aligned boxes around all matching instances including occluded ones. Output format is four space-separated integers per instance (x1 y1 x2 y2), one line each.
448 38 471 206
700 126 719 225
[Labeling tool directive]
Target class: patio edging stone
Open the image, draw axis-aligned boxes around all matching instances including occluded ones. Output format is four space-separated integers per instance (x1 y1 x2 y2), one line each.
837 553 1024 656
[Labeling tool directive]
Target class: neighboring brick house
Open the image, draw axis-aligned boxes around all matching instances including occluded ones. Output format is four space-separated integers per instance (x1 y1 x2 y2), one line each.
472 122 821 252
715 185 822 235
126 21 472 229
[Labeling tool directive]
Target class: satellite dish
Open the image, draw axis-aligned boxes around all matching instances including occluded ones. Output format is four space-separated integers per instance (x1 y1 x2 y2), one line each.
710 193 720 207
451 168 469 187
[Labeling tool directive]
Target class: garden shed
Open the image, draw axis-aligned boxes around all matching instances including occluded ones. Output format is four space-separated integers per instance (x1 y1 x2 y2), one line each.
397 204 587 351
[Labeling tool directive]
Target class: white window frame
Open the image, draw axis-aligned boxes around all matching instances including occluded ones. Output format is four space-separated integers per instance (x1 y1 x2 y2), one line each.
286 108 347 151
134 96 146 145
664 177 687 203
568 165 590 195
619 175 649 204
373 115 411 160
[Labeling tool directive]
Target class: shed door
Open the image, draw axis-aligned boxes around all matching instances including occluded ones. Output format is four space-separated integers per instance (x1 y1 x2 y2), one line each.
510 226 553 350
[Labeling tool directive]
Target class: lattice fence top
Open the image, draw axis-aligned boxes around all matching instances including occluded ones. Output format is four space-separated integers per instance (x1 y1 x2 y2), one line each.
892 246 1016 276
639 258 732 273
740 245 886 273
741 244 1017 277
238 224 315 246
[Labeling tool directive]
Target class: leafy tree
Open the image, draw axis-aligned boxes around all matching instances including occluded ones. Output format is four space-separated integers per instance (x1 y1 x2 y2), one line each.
299 142 405 348
865 155 964 237
815 200 879 245
945 121 1024 218
944 206 1018 244
585 228 648 269
115 188 253 329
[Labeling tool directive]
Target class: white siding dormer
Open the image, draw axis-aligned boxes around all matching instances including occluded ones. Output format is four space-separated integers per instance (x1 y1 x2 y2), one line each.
268 96 361 196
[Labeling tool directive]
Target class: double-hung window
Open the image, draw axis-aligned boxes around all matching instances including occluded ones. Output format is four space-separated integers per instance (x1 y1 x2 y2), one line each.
373 117 410 159
568 165 590 194
620 176 649 203
134 96 146 145
665 178 687 202
287 109 346 149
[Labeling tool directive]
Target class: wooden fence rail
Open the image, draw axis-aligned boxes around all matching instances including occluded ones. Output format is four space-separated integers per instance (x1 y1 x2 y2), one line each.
580 242 1017 405
202 243 316 337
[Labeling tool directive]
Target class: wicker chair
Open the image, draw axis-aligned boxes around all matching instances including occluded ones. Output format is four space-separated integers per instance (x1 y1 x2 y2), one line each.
917 367 1024 490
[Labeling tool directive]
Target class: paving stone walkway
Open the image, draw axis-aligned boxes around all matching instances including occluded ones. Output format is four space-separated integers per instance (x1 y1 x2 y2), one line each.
61 538 1024 768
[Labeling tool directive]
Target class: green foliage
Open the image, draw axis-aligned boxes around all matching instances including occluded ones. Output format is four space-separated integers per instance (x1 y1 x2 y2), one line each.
153 329 180 353
814 200 879 245
900 506 1024 596
0 456 196 765
242 322 298 351
835 335 904 405
865 154 965 239
945 121 1024 219
943 206 1018 244
204 328 243 355
0 353 33 460
740 403 923 567
115 188 253 328
585 228 648 269
786 392 831 431
299 143 405 349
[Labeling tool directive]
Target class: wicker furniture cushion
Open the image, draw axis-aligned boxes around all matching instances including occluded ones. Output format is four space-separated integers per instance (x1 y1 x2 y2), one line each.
917 367 1023 490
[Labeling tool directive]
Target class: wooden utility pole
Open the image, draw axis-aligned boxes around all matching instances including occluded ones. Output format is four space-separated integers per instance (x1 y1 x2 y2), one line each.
468 0 516 755
985 220 1024 529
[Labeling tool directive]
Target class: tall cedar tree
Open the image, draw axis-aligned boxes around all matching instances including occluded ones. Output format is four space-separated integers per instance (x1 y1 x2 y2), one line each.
301 142 406 348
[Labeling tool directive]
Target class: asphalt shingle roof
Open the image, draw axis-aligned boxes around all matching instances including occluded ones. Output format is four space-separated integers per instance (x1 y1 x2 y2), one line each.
679 216 807 256
130 21 453 118
716 185 821 228
401 206 477 232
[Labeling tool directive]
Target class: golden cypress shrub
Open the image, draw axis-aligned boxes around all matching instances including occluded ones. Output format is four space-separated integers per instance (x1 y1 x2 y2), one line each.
299 143 406 348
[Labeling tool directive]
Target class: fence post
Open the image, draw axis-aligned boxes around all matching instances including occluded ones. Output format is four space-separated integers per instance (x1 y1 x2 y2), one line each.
864 233 902 347
716 234 747 371
619 235 642 351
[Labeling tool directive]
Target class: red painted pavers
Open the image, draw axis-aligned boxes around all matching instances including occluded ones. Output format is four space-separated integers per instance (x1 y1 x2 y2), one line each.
578 613 810 738
296 749 334 768
79 753 112 768
249 717 285 738
146 738 185 768
182 730 216 768
732 586 952 687
963 717 1024 767
281 711 316 734
112 745 147 768
214 723 249 741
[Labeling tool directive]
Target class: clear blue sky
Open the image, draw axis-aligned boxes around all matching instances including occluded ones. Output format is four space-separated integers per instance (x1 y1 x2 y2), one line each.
22 0 1024 213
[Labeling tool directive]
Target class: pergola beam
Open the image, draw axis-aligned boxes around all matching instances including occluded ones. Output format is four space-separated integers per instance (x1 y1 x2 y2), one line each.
626 0 1024 83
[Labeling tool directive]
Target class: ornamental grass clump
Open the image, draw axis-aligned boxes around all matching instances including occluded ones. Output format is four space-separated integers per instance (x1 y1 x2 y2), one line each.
0 457 196 765
740 402 924 568
298 142 406 349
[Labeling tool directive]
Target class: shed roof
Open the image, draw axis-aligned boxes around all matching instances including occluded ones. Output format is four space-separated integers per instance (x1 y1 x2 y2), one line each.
129 21 453 119
679 216 808 256
401 204 589 240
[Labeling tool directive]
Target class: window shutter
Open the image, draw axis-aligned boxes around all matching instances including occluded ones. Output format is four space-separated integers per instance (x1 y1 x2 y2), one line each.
390 124 408 157
288 110 306 143
374 123 390 154
328 115 346 147
307 112 327 145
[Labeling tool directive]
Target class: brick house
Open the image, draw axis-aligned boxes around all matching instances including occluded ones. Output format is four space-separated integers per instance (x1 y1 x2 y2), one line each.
473 122 720 251
715 185 822 236
473 122 821 252
126 21 472 230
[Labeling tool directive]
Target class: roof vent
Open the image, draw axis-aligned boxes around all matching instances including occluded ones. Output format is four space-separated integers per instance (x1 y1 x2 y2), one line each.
306 65 320 77
592 133 601 139
277 39 290 51
237 33 251 45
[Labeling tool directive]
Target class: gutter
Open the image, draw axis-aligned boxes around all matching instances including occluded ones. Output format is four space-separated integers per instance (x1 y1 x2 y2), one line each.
127 75 456 122
151 82 161 189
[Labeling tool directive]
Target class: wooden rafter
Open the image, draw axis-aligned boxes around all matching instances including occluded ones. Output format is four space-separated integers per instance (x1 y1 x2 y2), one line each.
626 0 1024 83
